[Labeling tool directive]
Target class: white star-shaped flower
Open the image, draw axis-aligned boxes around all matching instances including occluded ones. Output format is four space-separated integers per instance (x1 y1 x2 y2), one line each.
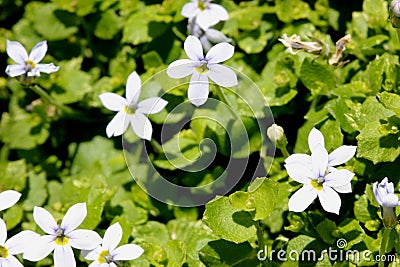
0 218 40 267
82 222 144 267
167 35 238 107
24 203 102 267
181 0 229 30
99 71 168 140
5 40 59 78
373 177 400 227
0 190 21 211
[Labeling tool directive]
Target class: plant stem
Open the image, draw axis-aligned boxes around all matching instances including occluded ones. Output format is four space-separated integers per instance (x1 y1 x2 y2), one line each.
278 145 290 158
256 221 269 267
379 228 392 267
396 29 400 43
214 85 232 107
149 138 163 154
0 144 9 163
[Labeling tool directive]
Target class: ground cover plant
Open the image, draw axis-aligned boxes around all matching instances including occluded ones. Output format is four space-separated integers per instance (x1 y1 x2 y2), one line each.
1 0 400 266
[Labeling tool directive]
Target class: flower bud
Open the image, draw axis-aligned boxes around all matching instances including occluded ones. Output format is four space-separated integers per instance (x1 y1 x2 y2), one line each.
392 0 400 17
205 28 232 43
267 124 287 147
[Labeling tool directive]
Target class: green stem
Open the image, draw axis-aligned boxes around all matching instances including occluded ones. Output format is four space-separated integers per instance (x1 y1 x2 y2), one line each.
396 29 400 43
379 228 392 267
0 144 9 163
278 145 290 158
256 222 269 267
310 95 320 110
214 85 232 107
149 138 163 154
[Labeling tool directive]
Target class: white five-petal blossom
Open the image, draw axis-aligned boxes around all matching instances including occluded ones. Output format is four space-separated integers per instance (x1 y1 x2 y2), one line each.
0 218 40 267
5 40 59 78
24 203 102 267
167 35 238 107
0 190 21 211
284 128 356 214
99 71 168 140
82 222 144 267
182 0 229 30
373 177 400 227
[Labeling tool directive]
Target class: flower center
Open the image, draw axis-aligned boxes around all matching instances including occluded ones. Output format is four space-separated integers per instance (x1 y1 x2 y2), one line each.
124 102 137 115
54 228 69 246
25 59 37 71
198 0 210 11
98 250 115 264
195 60 209 74
0 246 9 258
310 177 324 191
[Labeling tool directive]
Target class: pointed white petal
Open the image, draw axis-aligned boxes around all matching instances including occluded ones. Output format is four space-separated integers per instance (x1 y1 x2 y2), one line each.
207 64 238 87
6 40 28 65
208 4 229 20
99 93 127 112
188 72 209 107
333 183 352 193
206 43 234 64
35 63 60 74
61 203 87 234
137 97 168 115
126 71 142 104
205 29 231 43
68 230 102 250
82 246 102 260
106 111 129 138
4 256 23 267
196 4 228 30
324 169 354 188
23 235 55 261
166 59 195 78
54 244 76 267
284 162 312 184
0 190 21 211
112 244 144 260
5 64 26 77
29 41 48 63
103 223 122 251
311 144 328 178
0 218 7 245
284 154 312 166
131 112 153 141
308 128 325 153
288 185 317 212
373 181 383 206
33 206 58 235
328 146 357 166
184 35 204 61
181 1 199 18
318 186 341 214
6 230 40 255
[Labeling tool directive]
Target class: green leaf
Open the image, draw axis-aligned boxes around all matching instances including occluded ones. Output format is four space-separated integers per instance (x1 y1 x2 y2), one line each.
237 22 273 54
247 178 278 220
203 196 257 244
377 92 400 115
319 119 343 152
325 98 358 134
22 171 48 211
0 159 27 192
337 219 365 248
133 221 170 245
316 219 337 244
276 0 311 23
300 58 336 96
354 194 377 224
166 240 186 267
94 10 121 40
3 205 23 230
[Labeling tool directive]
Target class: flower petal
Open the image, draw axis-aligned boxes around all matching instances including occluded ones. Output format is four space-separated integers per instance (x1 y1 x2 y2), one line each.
126 71 142 104
311 143 328 178
382 194 400 208
5 64 26 77
373 181 383 206
185 35 204 61
3 256 23 267
61 202 87 234
308 128 325 154
6 230 40 255
0 190 21 211
324 169 354 188
284 154 312 166
196 4 228 30
137 97 168 115
112 244 144 261
103 223 122 251
54 244 76 267
99 93 127 112
318 186 341 214
166 59 195 79
284 162 312 184
35 63 60 74
23 235 56 262
288 185 317 212
0 218 7 245
206 43 234 64
181 1 199 18
29 41 48 63
333 183 352 193
82 245 102 261
33 206 58 235
68 229 102 250
328 145 357 166
131 112 153 141
6 40 28 65
188 72 209 107
106 111 129 138
207 64 238 87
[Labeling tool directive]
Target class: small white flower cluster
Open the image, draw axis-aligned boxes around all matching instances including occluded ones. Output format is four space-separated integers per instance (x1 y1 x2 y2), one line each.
0 194 143 267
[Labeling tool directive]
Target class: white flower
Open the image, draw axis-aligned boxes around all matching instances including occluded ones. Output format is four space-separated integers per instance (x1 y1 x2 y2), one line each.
284 128 356 214
99 71 168 140
0 218 40 267
167 35 237 107
0 190 21 211
24 203 102 267
182 0 229 30
285 128 357 173
82 223 144 267
373 177 400 227
5 40 59 78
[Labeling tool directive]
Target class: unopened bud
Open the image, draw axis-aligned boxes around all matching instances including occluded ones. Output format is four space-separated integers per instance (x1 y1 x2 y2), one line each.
205 28 232 43
267 124 287 147
392 0 400 17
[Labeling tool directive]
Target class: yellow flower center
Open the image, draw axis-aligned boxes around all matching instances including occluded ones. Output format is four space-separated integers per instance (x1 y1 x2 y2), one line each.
195 60 209 74
55 235 69 246
25 59 37 70
198 0 210 11
98 250 113 264
310 179 323 191
0 246 9 258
